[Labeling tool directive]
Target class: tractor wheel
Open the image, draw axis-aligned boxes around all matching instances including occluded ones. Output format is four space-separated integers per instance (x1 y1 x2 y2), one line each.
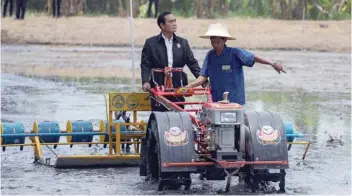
145 118 192 191
243 166 270 192
243 166 259 191
145 119 164 190
139 137 147 176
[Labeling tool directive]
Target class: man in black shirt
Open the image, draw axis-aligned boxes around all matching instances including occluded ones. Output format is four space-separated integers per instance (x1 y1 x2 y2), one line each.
140 11 201 111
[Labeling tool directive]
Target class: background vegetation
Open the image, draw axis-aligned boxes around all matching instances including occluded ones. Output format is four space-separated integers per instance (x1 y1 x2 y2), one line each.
26 0 351 20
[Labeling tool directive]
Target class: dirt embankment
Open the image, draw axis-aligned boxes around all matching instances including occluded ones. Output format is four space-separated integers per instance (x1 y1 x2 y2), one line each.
1 15 351 52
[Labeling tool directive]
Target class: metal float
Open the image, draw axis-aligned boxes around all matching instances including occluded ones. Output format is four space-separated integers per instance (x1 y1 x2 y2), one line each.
1 122 26 151
33 121 60 148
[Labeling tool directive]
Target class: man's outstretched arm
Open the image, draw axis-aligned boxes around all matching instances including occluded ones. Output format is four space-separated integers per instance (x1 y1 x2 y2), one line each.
237 48 286 74
254 55 286 73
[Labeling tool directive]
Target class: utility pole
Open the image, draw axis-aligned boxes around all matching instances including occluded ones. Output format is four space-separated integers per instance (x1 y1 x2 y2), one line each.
129 0 136 91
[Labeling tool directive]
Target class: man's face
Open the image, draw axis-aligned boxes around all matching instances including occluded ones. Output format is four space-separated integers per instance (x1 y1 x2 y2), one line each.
161 14 177 33
210 36 227 51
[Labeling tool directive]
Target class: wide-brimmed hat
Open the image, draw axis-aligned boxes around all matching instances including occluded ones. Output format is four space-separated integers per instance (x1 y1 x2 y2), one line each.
199 23 235 40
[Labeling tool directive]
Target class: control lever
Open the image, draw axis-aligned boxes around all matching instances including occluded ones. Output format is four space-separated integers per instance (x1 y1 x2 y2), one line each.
218 92 230 104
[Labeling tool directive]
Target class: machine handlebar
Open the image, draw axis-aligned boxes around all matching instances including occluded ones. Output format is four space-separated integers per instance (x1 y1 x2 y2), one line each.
152 68 184 73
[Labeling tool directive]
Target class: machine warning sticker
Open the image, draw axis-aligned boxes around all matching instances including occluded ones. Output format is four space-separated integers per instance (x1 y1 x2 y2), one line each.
126 95 139 109
112 95 125 109
164 127 188 147
256 125 281 145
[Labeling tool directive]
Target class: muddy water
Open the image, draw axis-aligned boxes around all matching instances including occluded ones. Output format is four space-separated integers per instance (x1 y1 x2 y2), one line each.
1 45 351 195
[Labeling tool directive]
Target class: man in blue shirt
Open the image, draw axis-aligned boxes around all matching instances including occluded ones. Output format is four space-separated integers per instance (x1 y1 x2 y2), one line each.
184 23 285 105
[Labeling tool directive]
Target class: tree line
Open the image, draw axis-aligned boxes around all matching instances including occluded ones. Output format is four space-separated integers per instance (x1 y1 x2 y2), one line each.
27 0 351 20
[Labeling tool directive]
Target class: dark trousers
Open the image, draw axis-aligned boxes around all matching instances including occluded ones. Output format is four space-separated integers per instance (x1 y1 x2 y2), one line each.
15 0 27 19
146 0 159 18
2 0 14 17
52 0 61 17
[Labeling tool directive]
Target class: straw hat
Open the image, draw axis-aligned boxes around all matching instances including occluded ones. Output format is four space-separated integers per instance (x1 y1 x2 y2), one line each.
199 23 235 40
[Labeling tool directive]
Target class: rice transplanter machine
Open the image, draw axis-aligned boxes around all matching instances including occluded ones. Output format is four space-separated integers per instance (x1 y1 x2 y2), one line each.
138 68 309 192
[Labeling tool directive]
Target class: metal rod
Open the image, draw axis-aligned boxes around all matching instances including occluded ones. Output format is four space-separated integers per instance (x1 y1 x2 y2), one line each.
1 143 35 147
173 101 210 105
156 92 209 96
116 124 121 154
287 141 310 144
185 109 202 112
129 0 136 91
1 131 145 137
1 132 105 137
2 141 306 147
1 141 142 147
162 160 288 167
110 122 146 127
286 133 305 138
33 136 43 162
163 162 215 167
302 141 311 160
57 154 140 159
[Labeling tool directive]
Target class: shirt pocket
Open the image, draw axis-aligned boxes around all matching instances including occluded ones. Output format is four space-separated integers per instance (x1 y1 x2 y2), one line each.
220 64 234 76
221 65 237 91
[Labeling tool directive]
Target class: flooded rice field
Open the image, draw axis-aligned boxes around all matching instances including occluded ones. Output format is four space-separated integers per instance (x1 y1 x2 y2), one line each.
1 44 351 195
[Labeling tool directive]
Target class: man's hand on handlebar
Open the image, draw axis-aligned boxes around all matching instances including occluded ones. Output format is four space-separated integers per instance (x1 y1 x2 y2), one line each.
175 87 194 97
201 80 209 88
142 83 151 92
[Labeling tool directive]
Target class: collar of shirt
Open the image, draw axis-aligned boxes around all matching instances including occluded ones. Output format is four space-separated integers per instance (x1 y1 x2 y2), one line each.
162 33 173 43
211 44 229 57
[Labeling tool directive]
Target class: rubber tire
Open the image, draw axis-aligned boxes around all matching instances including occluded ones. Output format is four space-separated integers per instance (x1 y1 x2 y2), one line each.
139 137 147 176
145 120 164 191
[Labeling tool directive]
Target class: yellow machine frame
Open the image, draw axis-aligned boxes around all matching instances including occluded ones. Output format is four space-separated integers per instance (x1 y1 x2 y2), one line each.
0 92 152 168
106 92 151 155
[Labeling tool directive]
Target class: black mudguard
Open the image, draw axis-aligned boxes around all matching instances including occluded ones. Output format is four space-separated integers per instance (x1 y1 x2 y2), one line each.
245 111 289 170
147 111 197 173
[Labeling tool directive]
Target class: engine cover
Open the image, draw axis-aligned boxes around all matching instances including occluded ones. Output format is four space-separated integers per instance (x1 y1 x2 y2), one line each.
200 102 244 125
199 102 245 162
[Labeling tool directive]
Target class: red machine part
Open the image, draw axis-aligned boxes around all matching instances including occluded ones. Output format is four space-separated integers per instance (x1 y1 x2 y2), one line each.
148 68 288 168
150 68 211 154
162 160 288 168
202 102 243 110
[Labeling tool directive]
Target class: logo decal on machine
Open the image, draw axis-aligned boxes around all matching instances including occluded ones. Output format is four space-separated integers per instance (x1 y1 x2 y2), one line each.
256 125 281 145
164 127 188 146
126 94 139 109
112 95 125 109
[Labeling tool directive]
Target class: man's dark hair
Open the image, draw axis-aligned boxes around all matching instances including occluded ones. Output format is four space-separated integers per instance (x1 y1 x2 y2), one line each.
157 11 172 29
